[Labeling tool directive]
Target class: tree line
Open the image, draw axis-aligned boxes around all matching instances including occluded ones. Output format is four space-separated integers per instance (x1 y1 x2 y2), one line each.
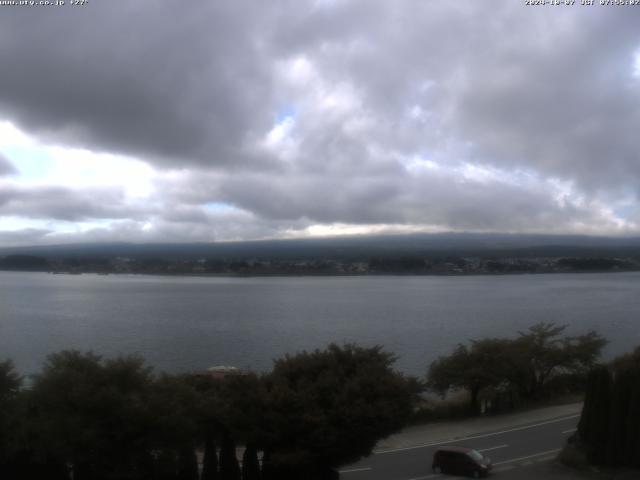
426 322 607 414
0 323 616 479
0 345 419 480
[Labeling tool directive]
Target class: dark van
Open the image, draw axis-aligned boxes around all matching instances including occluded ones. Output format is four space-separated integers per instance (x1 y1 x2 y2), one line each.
432 446 492 478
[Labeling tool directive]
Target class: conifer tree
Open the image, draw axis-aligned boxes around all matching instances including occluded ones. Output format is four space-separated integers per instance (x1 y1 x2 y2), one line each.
585 366 612 465
219 434 241 480
623 371 640 467
177 447 199 480
202 434 219 480
606 369 633 465
241 443 261 480
577 367 598 443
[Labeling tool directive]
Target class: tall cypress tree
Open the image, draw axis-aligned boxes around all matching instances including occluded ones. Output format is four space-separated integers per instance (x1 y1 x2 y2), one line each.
155 450 179 480
586 366 612 465
202 434 219 480
241 443 261 480
177 447 199 480
578 368 598 443
623 371 640 467
606 369 633 465
219 434 241 480
260 450 273 480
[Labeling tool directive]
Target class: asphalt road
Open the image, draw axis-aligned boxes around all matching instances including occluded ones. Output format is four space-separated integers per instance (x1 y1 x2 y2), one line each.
339 413 580 480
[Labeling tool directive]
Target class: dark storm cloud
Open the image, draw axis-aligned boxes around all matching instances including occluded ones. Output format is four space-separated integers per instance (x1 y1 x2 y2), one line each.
0 1 277 168
0 152 17 176
0 185 150 221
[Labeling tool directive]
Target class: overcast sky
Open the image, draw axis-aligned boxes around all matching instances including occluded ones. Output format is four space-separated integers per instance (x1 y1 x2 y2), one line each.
0 1 639 246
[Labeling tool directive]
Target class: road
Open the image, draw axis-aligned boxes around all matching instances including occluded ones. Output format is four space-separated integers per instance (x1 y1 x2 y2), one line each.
339 413 580 480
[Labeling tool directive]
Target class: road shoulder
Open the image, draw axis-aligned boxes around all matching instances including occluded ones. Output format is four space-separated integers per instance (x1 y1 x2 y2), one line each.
375 402 583 452
501 459 640 480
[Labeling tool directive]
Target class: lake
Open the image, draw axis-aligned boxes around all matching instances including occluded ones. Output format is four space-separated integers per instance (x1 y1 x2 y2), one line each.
0 271 638 377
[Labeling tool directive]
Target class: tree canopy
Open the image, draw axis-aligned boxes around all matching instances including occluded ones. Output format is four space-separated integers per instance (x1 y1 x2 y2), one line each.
427 338 515 413
261 343 420 478
0 344 421 480
427 323 607 412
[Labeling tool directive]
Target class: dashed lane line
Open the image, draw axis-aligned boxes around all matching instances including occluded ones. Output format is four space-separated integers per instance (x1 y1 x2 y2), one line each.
492 448 561 466
478 444 508 453
338 467 372 474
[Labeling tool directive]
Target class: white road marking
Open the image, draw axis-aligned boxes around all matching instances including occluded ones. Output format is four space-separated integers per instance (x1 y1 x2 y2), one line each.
375 414 579 454
478 444 508 452
562 428 577 434
493 465 515 472
406 474 442 480
534 455 557 463
492 448 561 466
338 467 372 474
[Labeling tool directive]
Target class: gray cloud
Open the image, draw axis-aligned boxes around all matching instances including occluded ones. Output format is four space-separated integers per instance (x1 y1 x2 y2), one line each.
0 185 151 221
160 164 619 236
44 211 291 245
0 228 51 246
0 1 639 243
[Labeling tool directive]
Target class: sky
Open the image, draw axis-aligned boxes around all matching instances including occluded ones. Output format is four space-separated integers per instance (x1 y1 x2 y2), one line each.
0 0 639 246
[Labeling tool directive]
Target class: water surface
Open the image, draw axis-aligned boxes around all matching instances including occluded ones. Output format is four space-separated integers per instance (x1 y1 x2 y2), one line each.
0 271 638 376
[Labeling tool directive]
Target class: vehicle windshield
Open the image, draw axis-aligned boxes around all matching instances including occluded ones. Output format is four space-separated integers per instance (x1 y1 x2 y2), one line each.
467 450 484 462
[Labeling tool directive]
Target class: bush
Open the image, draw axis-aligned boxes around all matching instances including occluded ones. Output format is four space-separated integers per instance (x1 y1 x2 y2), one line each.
558 443 589 470
409 392 471 424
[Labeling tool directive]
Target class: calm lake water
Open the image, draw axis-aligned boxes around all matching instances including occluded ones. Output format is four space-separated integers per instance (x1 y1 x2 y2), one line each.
0 271 638 377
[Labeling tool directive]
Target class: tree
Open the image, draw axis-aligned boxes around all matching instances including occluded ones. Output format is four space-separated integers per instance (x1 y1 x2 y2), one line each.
0 359 25 477
624 371 640 467
185 371 265 480
201 433 219 480
427 339 515 413
605 368 633 465
576 348 640 468
260 344 419 478
219 434 241 480
29 351 158 480
581 366 611 465
177 447 199 480
0 359 21 401
611 346 640 371
241 444 260 480
0 357 68 480
513 323 606 399
214 373 268 448
427 324 607 413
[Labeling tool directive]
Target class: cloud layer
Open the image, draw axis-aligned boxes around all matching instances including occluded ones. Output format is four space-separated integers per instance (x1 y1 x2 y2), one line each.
0 1 639 245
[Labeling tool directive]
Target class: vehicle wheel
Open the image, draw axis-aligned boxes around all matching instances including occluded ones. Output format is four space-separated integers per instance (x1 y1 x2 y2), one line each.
472 470 480 478
433 466 442 474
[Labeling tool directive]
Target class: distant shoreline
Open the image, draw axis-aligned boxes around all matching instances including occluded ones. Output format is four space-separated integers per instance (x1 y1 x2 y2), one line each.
1 267 639 278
